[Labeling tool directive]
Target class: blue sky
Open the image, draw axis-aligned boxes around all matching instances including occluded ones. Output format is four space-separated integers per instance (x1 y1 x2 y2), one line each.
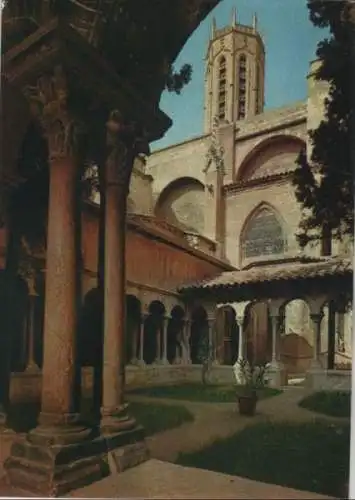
151 0 327 151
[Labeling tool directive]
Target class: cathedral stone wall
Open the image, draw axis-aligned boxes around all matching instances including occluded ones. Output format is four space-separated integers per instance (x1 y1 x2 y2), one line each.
129 166 154 216
224 179 307 267
155 180 205 234
147 135 209 201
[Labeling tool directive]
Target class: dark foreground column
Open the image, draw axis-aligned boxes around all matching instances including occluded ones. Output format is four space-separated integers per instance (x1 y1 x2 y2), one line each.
4 68 107 497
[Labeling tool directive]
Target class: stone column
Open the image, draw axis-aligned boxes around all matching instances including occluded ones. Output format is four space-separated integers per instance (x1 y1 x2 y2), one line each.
5 67 97 496
267 305 285 388
25 274 40 373
100 111 137 433
129 323 139 365
236 315 245 361
184 319 192 364
138 314 146 366
32 111 87 436
336 311 346 353
161 316 169 365
0 191 12 430
207 318 213 360
154 319 162 364
310 313 323 369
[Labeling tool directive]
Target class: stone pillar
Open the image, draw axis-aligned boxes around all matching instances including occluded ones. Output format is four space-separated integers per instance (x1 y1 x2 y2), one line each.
236 315 245 361
310 313 323 369
5 67 97 496
207 317 217 364
129 323 139 365
161 316 169 365
33 135 84 430
100 110 148 467
267 300 285 388
154 318 162 364
24 274 40 373
184 319 192 364
336 311 346 354
100 112 136 433
138 314 146 366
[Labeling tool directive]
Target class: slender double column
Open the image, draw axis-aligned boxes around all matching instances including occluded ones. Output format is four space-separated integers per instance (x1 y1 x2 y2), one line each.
161 316 169 364
310 313 323 369
207 316 216 364
24 274 40 373
138 314 147 366
183 319 192 364
100 111 138 433
236 315 245 361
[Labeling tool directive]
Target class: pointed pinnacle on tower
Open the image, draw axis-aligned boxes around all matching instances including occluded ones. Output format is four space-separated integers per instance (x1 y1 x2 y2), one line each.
211 16 217 39
231 6 237 27
253 12 258 31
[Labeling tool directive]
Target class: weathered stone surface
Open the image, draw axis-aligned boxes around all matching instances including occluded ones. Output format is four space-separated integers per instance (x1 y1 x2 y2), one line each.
4 426 148 497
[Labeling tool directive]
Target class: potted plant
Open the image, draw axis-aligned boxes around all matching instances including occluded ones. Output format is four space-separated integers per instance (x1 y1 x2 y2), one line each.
234 358 267 416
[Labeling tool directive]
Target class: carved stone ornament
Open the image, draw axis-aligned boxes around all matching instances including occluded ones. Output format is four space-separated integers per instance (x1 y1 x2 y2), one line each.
204 115 225 175
23 66 85 161
106 109 150 190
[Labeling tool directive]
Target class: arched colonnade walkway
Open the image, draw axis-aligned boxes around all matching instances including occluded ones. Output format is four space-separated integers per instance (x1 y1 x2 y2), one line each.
178 257 353 388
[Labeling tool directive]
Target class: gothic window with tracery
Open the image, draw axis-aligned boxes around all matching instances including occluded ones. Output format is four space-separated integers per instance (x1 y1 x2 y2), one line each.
238 54 247 120
218 56 227 120
242 207 286 259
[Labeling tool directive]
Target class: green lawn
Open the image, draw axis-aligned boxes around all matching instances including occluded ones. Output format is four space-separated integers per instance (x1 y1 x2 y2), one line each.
299 390 351 418
176 420 350 498
129 401 194 436
129 383 282 403
6 399 194 436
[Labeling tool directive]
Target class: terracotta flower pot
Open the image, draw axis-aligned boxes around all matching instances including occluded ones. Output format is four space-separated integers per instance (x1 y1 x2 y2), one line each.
237 391 257 416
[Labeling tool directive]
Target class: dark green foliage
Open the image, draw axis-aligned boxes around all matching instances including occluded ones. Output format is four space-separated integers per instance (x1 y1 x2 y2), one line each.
165 64 193 94
299 390 351 418
177 420 350 497
292 0 354 246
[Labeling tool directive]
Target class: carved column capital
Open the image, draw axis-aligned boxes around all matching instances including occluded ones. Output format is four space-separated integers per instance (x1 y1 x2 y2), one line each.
23 66 86 162
105 109 149 191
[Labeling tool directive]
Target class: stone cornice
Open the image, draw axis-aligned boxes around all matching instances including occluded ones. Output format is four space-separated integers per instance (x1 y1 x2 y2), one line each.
235 104 307 143
224 171 293 194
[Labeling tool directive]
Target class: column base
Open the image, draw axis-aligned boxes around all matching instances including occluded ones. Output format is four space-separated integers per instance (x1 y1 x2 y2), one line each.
309 358 323 370
266 361 287 388
4 423 148 497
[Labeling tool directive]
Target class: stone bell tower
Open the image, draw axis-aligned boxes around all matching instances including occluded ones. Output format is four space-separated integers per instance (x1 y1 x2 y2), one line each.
204 7 266 133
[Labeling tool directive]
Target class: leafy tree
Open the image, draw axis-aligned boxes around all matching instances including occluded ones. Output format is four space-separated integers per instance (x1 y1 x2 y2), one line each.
165 64 193 94
292 0 354 247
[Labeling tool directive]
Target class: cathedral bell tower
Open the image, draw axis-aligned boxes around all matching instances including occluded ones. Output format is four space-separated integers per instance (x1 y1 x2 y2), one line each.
204 7 266 133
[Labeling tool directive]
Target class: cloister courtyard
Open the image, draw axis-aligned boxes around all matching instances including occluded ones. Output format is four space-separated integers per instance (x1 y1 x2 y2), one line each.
0 382 350 498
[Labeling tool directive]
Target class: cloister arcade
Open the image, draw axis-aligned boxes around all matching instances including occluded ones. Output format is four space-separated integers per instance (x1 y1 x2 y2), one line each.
1 257 352 399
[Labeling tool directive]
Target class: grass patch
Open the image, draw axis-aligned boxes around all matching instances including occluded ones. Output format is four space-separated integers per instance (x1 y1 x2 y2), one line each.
299 391 351 418
6 399 194 436
129 383 282 403
129 401 194 436
176 420 350 498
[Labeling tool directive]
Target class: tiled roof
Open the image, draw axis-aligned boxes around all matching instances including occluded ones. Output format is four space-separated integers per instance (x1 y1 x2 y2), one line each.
178 256 353 292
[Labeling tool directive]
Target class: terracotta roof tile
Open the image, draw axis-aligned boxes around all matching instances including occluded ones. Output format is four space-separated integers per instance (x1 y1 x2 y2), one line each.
178 256 353 292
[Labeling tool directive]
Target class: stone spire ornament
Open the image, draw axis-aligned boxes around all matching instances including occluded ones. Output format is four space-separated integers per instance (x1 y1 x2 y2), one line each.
253 12 258 31
211 16 217 38
231 6 237 27
204 115 225 175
